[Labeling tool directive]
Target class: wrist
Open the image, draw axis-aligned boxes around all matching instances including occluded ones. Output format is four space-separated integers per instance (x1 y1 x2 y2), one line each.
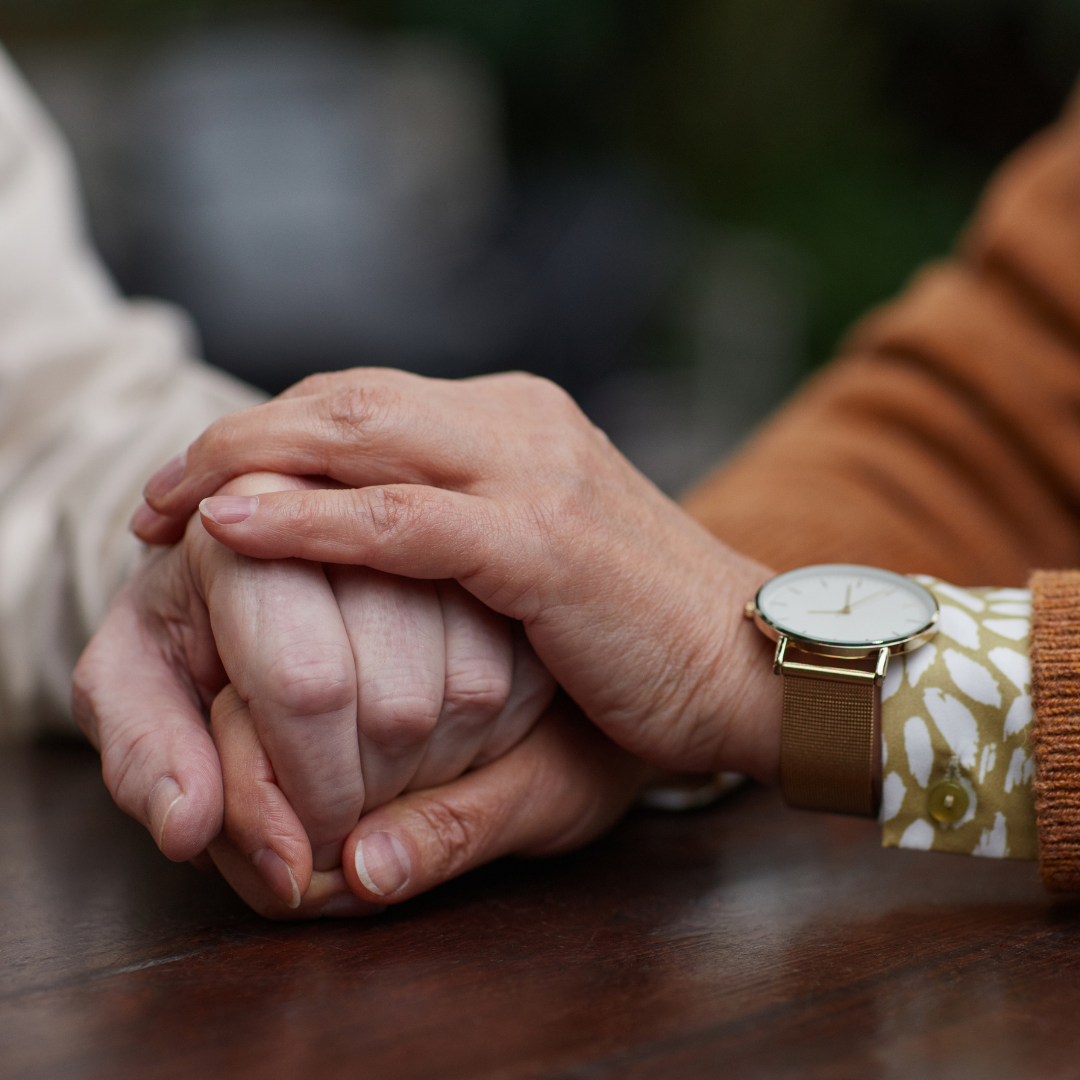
687 548 782 786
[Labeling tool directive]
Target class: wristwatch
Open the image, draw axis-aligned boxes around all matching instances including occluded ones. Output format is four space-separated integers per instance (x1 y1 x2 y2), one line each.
746 564 939 818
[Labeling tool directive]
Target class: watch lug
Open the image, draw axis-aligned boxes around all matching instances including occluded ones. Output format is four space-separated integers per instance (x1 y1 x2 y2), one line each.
873 646 890 686
772 635 788 675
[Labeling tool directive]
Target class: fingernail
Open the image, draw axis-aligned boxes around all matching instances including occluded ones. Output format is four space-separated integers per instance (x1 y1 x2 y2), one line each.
354 832 411 897
200 496 258 526
129 501 164 536
147 776 183 849
144 449 188 499
251 848 301 909
318 895 382 919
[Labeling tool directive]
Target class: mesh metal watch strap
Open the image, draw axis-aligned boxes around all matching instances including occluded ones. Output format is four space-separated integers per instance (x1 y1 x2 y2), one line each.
780 670 881 818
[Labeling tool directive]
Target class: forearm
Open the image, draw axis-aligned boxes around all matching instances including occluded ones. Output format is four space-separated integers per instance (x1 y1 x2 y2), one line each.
676 98 1080 880
0 48 263 741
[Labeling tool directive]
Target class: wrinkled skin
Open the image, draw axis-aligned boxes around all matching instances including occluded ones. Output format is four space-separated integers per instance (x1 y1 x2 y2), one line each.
130 369 784 909
75 471 556 914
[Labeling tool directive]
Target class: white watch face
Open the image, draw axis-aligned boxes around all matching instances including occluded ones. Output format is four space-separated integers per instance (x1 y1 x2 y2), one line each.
756 564 938 647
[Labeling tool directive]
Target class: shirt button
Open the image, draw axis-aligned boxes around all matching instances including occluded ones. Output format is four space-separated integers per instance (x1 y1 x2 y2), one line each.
927 779 969 824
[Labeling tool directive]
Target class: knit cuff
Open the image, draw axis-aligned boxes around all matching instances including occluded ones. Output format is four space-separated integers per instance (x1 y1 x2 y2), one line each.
1030 570 1080 891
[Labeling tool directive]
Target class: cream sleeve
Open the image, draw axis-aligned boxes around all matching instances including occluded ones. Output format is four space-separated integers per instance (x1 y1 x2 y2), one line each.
0 47 265 741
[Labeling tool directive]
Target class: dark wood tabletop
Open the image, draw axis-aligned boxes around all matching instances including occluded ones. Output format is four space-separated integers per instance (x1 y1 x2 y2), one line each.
3 739 1079 1080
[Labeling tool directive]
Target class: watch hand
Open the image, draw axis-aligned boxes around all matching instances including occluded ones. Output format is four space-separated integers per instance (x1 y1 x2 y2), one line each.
807 587 898 613
807 584 855 616
846 587 894 610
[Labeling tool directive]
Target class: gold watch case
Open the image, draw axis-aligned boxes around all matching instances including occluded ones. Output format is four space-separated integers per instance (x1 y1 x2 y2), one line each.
747 564 940 685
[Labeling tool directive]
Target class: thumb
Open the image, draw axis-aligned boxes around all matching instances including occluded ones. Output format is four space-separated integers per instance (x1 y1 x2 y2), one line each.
72 582 224 863
341 699 649 904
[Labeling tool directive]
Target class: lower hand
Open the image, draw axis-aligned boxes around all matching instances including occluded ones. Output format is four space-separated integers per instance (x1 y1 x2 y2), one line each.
74 470 554 910
206 696 650 920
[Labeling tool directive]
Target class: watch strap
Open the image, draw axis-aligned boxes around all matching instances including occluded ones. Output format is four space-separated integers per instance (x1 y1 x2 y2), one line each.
780 670 881 817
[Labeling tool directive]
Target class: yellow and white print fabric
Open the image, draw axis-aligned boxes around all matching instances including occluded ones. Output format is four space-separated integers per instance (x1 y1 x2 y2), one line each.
880 578 1036 860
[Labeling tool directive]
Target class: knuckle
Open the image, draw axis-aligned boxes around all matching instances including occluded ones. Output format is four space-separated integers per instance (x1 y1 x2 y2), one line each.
192 412 239 465
259 647 356 719
99 723 156 815
225 795 294 854
363 486 419 540
359 691 442 748
517 373 580 419
278 490 332 537
322 385 395 441
500 370 562 399
288 372 335 397
442 664 512 724
413 798 489 877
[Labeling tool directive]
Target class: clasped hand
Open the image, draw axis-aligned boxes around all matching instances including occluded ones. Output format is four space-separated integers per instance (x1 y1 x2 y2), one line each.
82 367 786 915
84 368 784 918
75 471 563 917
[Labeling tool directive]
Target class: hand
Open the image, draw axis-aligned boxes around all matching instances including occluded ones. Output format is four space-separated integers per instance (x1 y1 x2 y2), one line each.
134 370 783 782
74 470 554 909
205 696 650 920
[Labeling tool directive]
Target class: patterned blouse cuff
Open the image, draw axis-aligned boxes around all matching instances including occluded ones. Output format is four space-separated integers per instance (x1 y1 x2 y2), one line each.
880 578 1035 861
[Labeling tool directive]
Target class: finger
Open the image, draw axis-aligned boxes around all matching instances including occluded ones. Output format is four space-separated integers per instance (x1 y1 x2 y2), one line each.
133 468 349 548
199 486 515 600
471 622 557 767
130 498 187 547
408 580 513 790
72 581 224 863
207 833 384 921
208 555 361 869
325 564 445 812
210 685 313 908
217 557 361 868
141 371 583 536
142 370 483 525
191 477 365 870
342 700 649 905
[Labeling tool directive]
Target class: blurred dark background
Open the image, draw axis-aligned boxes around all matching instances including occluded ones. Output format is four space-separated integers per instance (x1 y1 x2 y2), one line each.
4 0 1079 492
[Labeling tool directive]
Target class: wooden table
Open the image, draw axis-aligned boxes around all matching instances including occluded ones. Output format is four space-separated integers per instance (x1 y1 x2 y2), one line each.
3 740 1079 1079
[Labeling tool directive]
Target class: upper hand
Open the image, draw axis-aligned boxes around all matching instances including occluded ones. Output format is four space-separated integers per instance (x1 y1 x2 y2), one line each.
133 370 782 781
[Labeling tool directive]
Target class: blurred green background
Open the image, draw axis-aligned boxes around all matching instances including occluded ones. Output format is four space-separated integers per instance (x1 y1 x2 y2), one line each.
5 0 1079 370
5 1 1080 491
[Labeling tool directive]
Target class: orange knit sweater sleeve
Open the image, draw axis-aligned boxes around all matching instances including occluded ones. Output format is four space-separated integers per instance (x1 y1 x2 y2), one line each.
684 102 1080 585
682 94 1080 889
